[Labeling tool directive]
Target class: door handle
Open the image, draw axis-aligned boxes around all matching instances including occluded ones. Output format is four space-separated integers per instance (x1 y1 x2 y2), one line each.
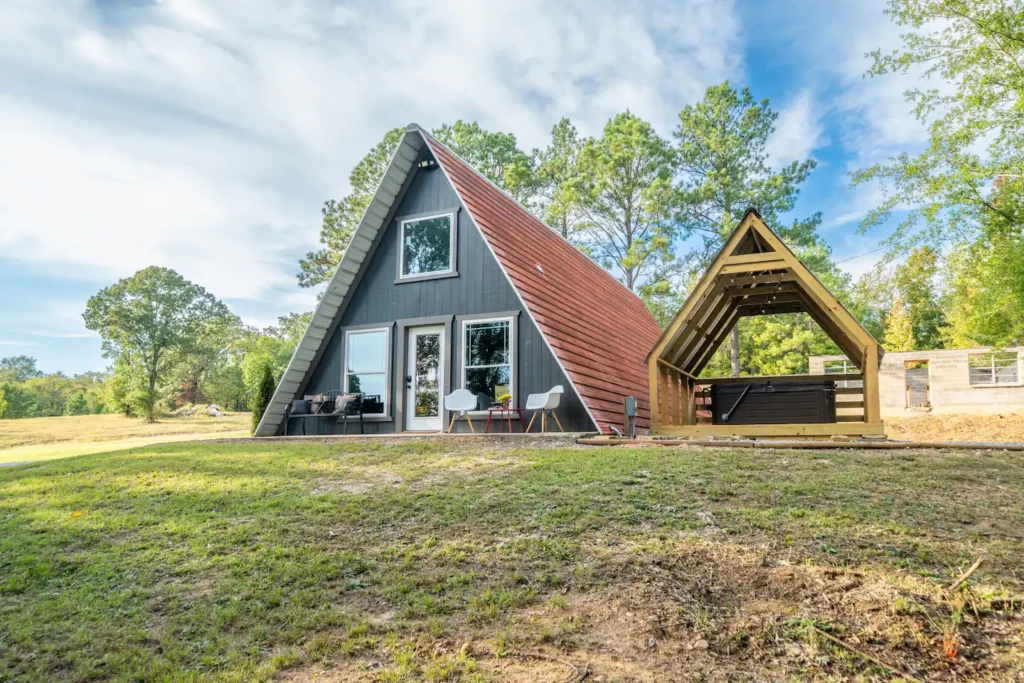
406 375 412 387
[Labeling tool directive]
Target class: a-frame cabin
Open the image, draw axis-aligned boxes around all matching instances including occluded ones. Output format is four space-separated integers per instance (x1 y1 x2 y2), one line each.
256 124 662 437
647 210 884 438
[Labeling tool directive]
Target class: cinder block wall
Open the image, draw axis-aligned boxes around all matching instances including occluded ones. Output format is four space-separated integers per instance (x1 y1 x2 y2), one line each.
810 348 1024 417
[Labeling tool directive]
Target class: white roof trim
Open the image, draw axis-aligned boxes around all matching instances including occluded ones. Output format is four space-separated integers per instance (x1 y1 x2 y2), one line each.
254 128 425 436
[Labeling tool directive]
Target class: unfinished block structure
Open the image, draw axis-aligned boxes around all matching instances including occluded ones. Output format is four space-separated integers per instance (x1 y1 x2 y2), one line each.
646 210 884 438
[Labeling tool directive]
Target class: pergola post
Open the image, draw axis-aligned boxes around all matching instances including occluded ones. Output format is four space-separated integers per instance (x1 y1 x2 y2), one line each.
863 344 881 424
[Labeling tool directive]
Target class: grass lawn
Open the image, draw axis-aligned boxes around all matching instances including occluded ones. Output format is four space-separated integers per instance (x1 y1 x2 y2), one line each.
0 413 249 464
1 440 1022 681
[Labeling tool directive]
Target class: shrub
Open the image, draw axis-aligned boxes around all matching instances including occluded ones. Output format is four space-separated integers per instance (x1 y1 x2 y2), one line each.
63 392 90 416
250 363 275 434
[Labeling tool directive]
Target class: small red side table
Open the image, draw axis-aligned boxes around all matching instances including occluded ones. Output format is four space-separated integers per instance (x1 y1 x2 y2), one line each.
484 406 525 433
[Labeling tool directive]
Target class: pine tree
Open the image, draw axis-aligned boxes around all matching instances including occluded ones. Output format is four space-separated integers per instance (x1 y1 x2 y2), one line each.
250 363 276 434
885 296 915 352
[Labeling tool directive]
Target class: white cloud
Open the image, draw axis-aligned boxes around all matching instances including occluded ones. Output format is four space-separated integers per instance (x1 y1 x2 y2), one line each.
766 90 825 166
0 0 741 316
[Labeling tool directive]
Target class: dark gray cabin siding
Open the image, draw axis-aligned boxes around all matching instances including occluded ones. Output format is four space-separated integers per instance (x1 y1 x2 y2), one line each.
287 155 594 435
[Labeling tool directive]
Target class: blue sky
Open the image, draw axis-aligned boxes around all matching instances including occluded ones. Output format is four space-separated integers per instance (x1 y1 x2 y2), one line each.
0 0 927 375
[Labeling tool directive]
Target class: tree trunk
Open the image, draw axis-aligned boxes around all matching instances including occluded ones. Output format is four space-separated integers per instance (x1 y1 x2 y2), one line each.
730 326 741 377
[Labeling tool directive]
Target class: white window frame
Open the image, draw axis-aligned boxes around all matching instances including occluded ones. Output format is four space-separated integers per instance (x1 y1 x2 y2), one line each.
967 351 1022 388
398 211 456 281
460 316 515 413
343 327 391 417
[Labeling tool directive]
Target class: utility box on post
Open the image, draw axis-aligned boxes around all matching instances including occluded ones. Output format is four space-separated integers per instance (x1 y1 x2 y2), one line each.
624 395 637 439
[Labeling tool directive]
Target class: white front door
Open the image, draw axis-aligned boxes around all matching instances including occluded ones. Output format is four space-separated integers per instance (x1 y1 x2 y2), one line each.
406 325 445 431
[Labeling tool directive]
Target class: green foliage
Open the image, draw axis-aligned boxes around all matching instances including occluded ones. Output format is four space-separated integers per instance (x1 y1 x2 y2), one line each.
533 118 587 244
893 246 945 348
167 305 244 406
0 359 109 419
885 296 916 352
432 120 537 202
83 266 238 421
250 362 276 434
579 111 678 291
853 0 1024 249
0 356 42 383
62 392 89 417
676 82 821 263
0 386 6 419
942 191 1024 346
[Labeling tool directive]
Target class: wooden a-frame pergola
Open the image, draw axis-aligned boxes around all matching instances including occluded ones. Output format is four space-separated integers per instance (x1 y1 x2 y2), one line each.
646 210 884 438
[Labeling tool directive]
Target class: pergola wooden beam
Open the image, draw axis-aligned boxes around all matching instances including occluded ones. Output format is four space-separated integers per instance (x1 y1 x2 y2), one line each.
719 259 789 275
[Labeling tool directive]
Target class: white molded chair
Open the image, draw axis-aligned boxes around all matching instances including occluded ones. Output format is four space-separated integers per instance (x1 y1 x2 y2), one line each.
444 389 478 433
525 385 564 432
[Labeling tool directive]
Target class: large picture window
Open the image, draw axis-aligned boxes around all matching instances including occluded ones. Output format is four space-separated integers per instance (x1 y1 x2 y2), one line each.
968 351 1020 386
461 317 513 409
344 328 390 415
399 213 455 279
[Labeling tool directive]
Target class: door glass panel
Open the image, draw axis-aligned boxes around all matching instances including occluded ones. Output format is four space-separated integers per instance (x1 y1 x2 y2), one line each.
414 333 441 418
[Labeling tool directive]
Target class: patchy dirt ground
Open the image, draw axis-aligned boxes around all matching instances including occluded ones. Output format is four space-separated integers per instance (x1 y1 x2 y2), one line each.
280 539 1024 682
886 414 1024 443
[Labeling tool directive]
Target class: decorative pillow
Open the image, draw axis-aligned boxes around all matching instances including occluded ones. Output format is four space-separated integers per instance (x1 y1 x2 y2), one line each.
291 399 311 415
332 393 360 414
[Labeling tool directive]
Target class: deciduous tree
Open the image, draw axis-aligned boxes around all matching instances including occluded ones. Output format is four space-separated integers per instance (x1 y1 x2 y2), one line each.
942 185 1024 347
0 355 42 383
83 267 236 421
854 0 1024 249
893 246 945 348
885 295 916 351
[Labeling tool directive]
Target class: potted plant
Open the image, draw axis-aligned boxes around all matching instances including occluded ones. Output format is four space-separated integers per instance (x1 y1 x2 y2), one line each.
496 392 512 409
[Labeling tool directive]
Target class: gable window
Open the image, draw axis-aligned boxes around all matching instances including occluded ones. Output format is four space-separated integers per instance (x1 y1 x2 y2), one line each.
968 351 1020 386
344 328 390 416
461 317 514 409
399 212 456 280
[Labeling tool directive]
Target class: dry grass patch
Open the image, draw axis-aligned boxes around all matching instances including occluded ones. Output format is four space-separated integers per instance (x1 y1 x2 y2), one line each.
886 413 1024 443
0 411 248 450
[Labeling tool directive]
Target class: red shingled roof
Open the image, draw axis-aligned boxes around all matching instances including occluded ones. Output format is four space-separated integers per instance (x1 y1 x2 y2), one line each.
425 134 663 433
